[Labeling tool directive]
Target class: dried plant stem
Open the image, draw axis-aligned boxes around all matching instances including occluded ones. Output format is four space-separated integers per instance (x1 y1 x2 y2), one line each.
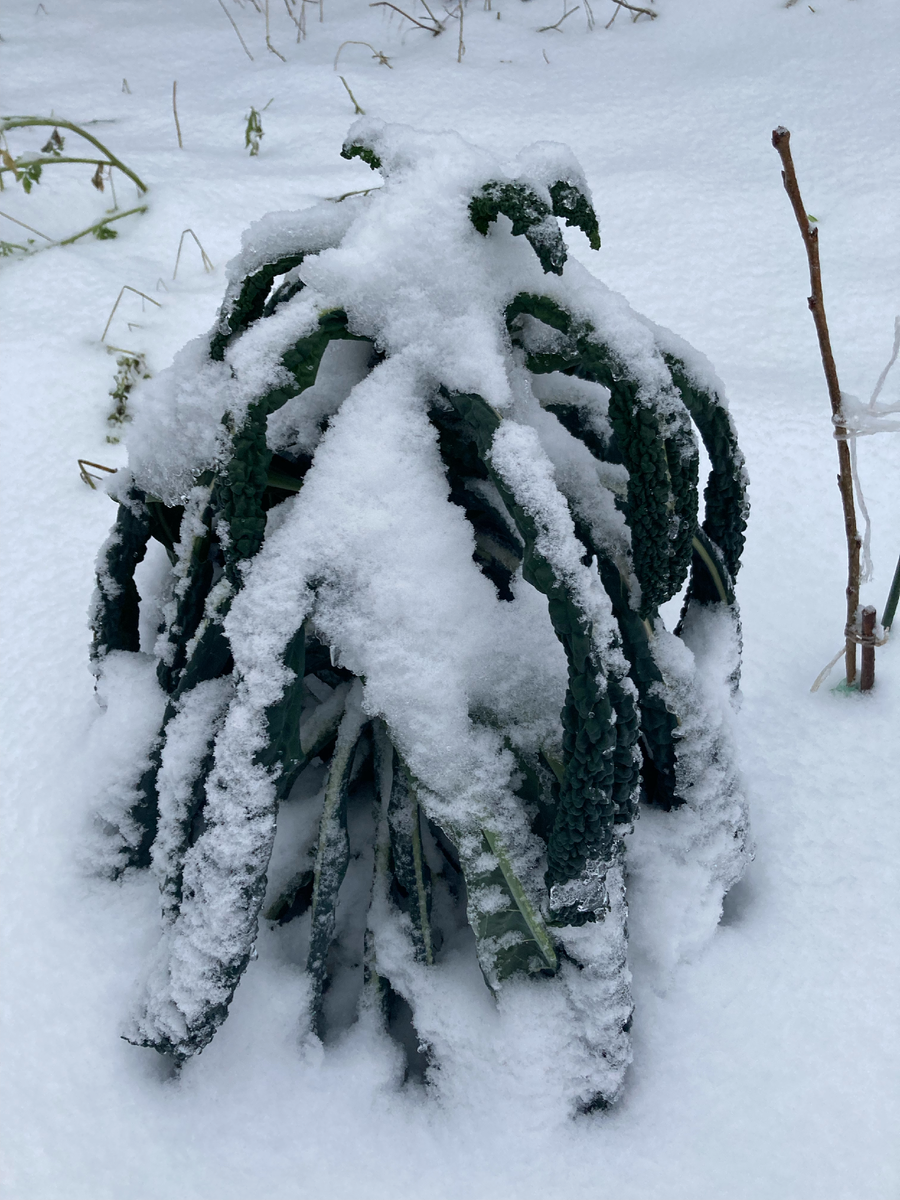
0 208 53 240
172 81 183 150
326 186 381 202
173 228 215 279
265 0 287 59
606 0 656 20
773 126 861 685
101 284 162 343
339 77 365 115
78 459 117 489
369 1 442 33
216 0 256 60
538 3 580 32
334 40 392 68
457 0 465 61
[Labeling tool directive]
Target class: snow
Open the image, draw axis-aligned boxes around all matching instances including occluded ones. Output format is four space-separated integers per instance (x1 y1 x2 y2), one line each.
1 0 899 1196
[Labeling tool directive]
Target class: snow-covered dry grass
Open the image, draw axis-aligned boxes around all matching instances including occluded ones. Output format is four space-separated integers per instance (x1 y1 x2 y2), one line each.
1 1 898 1197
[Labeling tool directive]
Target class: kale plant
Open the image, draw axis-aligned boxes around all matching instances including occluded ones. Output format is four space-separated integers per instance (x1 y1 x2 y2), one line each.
90 121 749 1111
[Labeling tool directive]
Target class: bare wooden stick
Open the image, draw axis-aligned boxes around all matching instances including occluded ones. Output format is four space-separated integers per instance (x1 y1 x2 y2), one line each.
216 0 256 59
859 605 876 691
172 81 183 150
772 126 861 685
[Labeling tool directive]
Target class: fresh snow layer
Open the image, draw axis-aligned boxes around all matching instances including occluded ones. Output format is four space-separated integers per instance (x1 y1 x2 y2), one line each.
1 0 899 1197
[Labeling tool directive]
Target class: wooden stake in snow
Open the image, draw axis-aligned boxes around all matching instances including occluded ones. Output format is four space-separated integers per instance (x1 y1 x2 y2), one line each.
859 605 876 692
772 126 861 686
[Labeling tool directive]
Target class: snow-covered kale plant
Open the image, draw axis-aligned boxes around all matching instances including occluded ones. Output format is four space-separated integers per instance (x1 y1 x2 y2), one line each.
90 120 749 1112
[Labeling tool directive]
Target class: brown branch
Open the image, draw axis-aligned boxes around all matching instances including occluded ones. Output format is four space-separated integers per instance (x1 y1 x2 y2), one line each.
772 125 861 685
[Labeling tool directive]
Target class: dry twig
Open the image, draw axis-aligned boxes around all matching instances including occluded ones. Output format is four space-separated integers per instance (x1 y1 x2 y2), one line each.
772 126 861 685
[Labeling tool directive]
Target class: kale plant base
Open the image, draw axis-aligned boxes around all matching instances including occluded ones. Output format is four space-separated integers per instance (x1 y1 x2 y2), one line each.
91 122 749 1109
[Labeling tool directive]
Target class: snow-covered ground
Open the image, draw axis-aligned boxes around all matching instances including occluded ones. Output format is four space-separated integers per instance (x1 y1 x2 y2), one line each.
1 1 898 1196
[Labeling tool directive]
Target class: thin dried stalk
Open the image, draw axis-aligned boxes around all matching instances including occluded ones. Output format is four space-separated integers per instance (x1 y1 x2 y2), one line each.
0 208 53 240
172 81 183 150
339 77 365 115
265 0 287 59
538 3 580 31
101 285 162 343
216 0 256 60
173 228 215 279
369 1 442 33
